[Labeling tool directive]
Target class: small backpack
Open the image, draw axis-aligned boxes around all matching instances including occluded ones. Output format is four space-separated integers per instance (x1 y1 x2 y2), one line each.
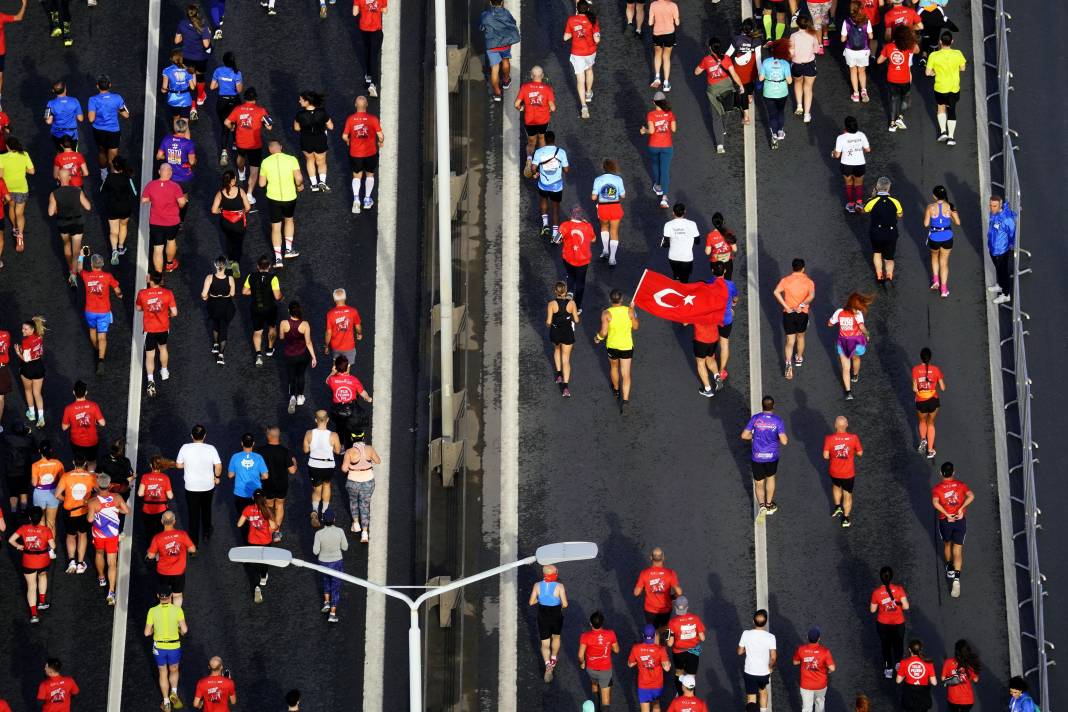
846 19 868 51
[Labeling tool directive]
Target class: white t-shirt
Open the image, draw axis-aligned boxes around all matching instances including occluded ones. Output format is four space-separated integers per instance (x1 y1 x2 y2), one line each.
835 131 870 166
176 441 222 492
663 217 700 262
739 629 777 675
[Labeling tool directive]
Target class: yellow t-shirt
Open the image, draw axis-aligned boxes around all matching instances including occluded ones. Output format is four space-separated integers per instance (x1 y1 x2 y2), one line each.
260 152 300 202
928 48 966 94
0 151 35 193
147 603 185 649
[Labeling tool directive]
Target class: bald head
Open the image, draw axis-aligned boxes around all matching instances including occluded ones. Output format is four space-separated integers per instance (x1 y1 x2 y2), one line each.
161 511 177 527
158 163 173 179
355 95 369 111
650 547 664 563
530 65 544 80
57 168 72 185
834 416 849 432
209 656 224 672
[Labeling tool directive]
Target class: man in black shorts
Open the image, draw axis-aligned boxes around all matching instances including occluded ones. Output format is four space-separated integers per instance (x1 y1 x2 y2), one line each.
4 420 35 513
242 256 283 366
863 176 903 283
514 65 556 174
136 271 178 398
692 319 718 398
255 425 297 542
932 462 974 598
47 168 91 287
528 564 568 682
773 258 815 379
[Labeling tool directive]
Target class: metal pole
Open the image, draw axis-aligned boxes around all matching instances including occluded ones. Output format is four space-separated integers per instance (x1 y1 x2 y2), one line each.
434 0 455 440
409 607 423 712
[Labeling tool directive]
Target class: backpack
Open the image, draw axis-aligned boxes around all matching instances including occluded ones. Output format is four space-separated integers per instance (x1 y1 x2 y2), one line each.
846 20 868 50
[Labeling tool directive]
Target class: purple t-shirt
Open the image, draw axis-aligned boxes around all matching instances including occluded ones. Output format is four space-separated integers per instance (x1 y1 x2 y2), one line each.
746 412 786 462
177 19 211 61
158 134 195 183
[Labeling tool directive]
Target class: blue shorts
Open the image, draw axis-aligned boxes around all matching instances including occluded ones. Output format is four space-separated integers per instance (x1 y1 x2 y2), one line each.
153 645 182 666
638 688 663 704
85 311 113 334
32 487 60 509
487 47 511 66
938 517 967 545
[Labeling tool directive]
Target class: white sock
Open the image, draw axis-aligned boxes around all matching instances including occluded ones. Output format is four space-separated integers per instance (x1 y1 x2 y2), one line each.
273 246 283 260
147 374 155 382
351 178 360 199
285 237 294 251
609 239 619 260
318 173 326 184
947 120 957 138
268 0 275 7
541 214 549 227
363 176 374 196
238 168 247 181
937 113 947 133
600 230 609 253
311 497 320 512
309 174 318 186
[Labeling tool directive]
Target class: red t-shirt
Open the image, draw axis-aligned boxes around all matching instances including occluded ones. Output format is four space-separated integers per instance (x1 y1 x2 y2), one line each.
860 0 880 24
666 697 709 712
149 529 195 576
0 698 11 712
705 229 734 262
38 676 79 712
932 479 972 520
226 103 270 149
0 112 9 152
354 0 387 31
62 399 104 447
137 286 177 333
22 333 44 360
628 642 668 689
722 51 756 84
328 372 365 404
871 583 907 625
565 15 599 56
242 504 273 544
899 655 935 685
195 675 236 712
667 613 705 653
140 471 173 514
53 150 87 188
884 5 920 29
0 13 17 55
519 81 555 126
634 566 679 613
881 44 913 84
0 329 10 366
343 112 382 158
824 432 862 478
912 363 943 402
579 629 617 671
793 643 835 690
327 305 362 352
142 178 185 226
941 658 978 705
646 110 675 148
82 269 119 314
559 219 593 267
698 54 731 85
16 523 54 569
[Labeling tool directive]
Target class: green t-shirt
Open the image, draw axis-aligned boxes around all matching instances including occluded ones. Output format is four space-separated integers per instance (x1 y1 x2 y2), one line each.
0 151 35 193
147 602 185 649
928 48 966 94
260 152 300 202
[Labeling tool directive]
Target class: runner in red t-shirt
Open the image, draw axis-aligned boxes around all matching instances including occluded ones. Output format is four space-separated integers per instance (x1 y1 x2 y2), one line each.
353 0 388 96
822 415 863 527
79 255 123 370
341 95 384 214
628 624 671 710
9 506 55 622
911 347 945 459
148 510 196 607
577 612 620 708
792 628 836 703
896 640 937 711
877 25 920 131
941 639 981 709
141 164 189 273
135 271 178 397
562 2 600 118
882 0 922 41
665 597 706 683
138 457 176 540
514 66 557 167
632 547 682 634
323 288 363 362
223 89 273 194
52 137 88 188
558 206 594 310
870 566 909 677
193 657 237 712
37 660 78 712
693 39 734 153
61 381 105 467
641 95 677 208
932 462 974 597
237 492 277 602
326 355 373 447
0 0 28 100
666 678 709 712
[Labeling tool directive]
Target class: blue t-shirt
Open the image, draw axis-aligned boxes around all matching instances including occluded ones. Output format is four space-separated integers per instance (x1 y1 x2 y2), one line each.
88 92 127 133
760 58 790 99
177 19 212 61
211 66 243 97
158 135 195 183
162 64 194 108
746 411 786 462
46 96 84 137
711 277 738 325
228 450 269 498
591 173 625 203
532 145 568 193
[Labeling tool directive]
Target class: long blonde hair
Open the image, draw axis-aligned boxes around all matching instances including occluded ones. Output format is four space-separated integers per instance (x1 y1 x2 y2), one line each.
25 316 47 337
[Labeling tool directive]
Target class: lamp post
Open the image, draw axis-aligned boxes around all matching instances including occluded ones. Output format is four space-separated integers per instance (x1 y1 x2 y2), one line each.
229 541 598 711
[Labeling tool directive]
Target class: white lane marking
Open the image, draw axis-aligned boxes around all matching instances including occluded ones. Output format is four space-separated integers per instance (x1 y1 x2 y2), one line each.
361 0 402 707
498 0 521 707
970 0 1023 677
106 0 159 708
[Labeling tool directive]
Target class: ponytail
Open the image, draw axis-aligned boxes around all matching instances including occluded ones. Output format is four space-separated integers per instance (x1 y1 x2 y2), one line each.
879 566 895 605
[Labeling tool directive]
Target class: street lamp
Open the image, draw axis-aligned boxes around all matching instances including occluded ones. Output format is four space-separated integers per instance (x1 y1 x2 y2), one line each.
229 541 598 711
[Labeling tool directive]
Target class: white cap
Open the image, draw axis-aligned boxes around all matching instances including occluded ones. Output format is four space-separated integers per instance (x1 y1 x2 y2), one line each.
680 674 696 689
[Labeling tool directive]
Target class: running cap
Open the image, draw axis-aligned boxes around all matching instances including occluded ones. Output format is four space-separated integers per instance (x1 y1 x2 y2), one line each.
673 595 689 614
643 624 657 643
808 627 821 643
321 509 336 525
653 91 667 102
680 674 696 689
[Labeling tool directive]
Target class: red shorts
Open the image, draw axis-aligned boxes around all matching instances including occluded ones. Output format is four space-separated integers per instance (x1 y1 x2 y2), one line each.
596 203 624 222
94 535 119 554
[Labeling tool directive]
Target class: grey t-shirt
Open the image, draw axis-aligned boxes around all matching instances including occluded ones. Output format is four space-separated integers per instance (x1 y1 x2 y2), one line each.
313 525 349 563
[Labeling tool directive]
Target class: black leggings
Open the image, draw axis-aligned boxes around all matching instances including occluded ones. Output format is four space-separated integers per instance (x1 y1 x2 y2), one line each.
216 96 239 151
947 705 973 712
220 221 245 263
877 622 905 670
44 0 71 22
889 83 911 121
285 352 311 396
209 312 233 346
245 562 267 591
361 29 384 81
669 259 693 283
564 262 587 309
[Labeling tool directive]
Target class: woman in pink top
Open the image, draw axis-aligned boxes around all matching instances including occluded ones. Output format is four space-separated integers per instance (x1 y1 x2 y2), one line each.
789 16 821 122
647 0 679 91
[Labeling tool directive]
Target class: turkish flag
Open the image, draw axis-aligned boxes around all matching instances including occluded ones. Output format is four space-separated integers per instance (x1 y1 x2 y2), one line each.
632 269 728 326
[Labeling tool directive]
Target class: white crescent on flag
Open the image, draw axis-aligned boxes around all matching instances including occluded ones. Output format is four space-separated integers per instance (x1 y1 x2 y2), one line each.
653 288 697 308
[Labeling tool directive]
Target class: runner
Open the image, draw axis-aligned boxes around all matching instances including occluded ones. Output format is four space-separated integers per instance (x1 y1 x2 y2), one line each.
138 455 176 541
692 307 719 397
647 0 679 91
925 31 967 146
0 0 26 100
666 596 707 692
823 415 862 526
87 473 127 605
789 17 820 123
45 81 83 150
870 565 909 678
161 49 197 129
773 259 815 379
52 137 87 197
793 627 836 712
594 289 639 413
578 611 620 709
228 433 269 517
54 456 93 574
145 500 193 599
341 434 381 542
932 461 973 598
941 639 980 712
285 690 303 711
210 172 250 277
256 425 297 540
590 160 624 264
740 396 789 514
738 609 777 712
986 194 1016 304
207 0 227 38
354 0 388 96
662 202 699 282
896 639 937 712
142 164 188 274
224 88 273 201
704 212 737 280
259 140 303 266
146 586 188 711
324 288 362 364
37 660 78 709
883 0 922 40
15 316 47 426
61 380 105 469
0 150 11 269
136 271 178 398
479 0 519 101
725 19 763 126
156 119 197 224
174 4 212 110
341 95 383 215
0 137 33 253
709 260 738 388
242 256 282 366
201 257 236 366
87 75 129 180
917 1 958 60
31 441 63 534
761 0 791 40
563 1 599 119
210 52 243 166
313 508 347 622
627 624 671 712
7 506 55 623
832 116 871 212
236 489 276 603
47 168 91 286
515 67 555 170
877 25 919 132
828 292 872 399
546 281 579 397
911 347 944 458
304 410 341 527
279 301 317 414
808 0 832 48
665 676 708 712
633 547 682 638
175 424 223 547
862 176 902 282
760 40 792 148
923 185 959 297
294 91 333 192
4 420 34 511
531 131 569 241
640 93 676 208
528 564 568 682
327 355 373 448
101 156 137 264
693 39 734 153
193 657 236 711
79 253 122 373
840 2 874 102
98 438 135 499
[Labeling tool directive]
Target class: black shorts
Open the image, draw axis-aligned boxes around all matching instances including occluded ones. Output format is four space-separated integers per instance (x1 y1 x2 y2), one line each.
71 443 98 464
308 466 334 486
268 199 296 223
251 308 277 332
145 331 169 350
93 128 121 151
61 509 90 534
238 146 263 167
718 322 733 339
20 358 45 381
928 238 953 251
7 475 31 496
693 340 716 359
871 237 898 259
58 222 84 237
0 54 5 72
672 650 700 674
537 187 563 203
744 672 771 695
349 154 379 174
149 224 180 247
184 58 208 75
23 564 49 575
300 134 329 154
782 312 809 335
170 103 192 118
652 32 676 48
916 397 940 413
938 517 967 545
159 572 186 594
524 123 549 137
831 475 855 493
751 460 779 480
765 0 790 11
606 347 633 360
840 163 866 178
792 60 817 78
263 478 289 500
537 604 564 639
643 610 670 629
933 91 960 108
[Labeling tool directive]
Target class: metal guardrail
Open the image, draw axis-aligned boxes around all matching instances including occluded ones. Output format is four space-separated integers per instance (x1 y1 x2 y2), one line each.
984 1 1053 705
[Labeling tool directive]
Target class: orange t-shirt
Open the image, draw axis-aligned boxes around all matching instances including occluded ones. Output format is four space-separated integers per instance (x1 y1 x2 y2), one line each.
60 471 96 515
32 458 65 491
775 272 814 313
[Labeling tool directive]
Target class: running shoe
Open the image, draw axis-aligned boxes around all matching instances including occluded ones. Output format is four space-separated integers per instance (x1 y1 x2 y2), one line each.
30 614 40 624
268 6 277 14
608 258 617 267
160 367 170 381
229 261 240 280
502 78 512 90
555 374 563 384
784 364 793 380
106 591 116 606
994 293 1011 304
832 505 844 518
297 395 306 406
272 531 282 543
794 106 804 116
111 249 120 266
118 245 128 256
620 399 629 415
600 250 609 261
310 510 321 529
850 92 859 103
38 602 50 611
716 144 726 154
845 391 854 401
539 225 551 239
368 83 379 98
894 117 907 130
36 417 45 429
363 196 374 210
951 578 960 597
946 137 957 147
917 438 928 453
265 348 275 357
662 81 671 92
777 129 786 140
165 259 180 272
189 109 199 121
255 354 264 367
216 353 225 366
884 668 894 680
146 381 157 398
765 501 779 515
254 584 263 602
543 660 555 683
580 106 589 119
652 183 663 196
659 196 669 209
260 572 269 586
940 287 949 298
823 36 830 46
66 560 77 574
98 576 106 587
794 355 804 367
926 448 937 460
288 396 297 415
67 272 77 288
273 256 284 269
888 123 897 133
213 27 223 40
698 386 714 398
715 371 727 391
845 202 855 213
854 199 865 212
861 90 869 103
351 520 361 533
319 4 327 17
15 231 24 252
361 530 369 543
841 516 852 528
937 132 949 142
320 182 331 193
211 342 219 354
649 78 662 89
562 387 571 398
328 612 339 623
75 562 88 574
945 561 954 579
321 602 331 613
585 90 593 103
310 183 320 192
352 199 362 214
930 277 940 291
851 372 859 384
285 248 300 259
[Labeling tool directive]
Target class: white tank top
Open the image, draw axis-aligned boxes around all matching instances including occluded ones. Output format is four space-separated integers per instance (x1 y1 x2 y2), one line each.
307 428 335 467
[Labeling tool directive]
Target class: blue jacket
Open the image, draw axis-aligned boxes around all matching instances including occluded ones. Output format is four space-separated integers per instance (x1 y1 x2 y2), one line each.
987 203 1017 256
1009 692 1036 712
479 6 520 50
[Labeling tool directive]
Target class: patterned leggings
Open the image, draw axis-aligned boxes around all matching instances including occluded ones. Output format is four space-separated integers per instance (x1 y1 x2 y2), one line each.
345 479 375 530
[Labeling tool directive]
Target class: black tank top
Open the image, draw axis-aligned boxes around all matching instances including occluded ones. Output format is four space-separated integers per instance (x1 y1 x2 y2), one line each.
551 298 573 329
208 273 231 299
54 185 82 222
219 188 244 212
247 272 276 312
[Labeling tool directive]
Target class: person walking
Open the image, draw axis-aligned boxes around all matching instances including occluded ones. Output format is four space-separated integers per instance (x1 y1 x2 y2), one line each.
558 206 593 306
841 2 874 102
54 457 94 573
759 40 792 148
224 88 274 200
278 301 317 414
259 140 303 267
323 288 363 364
47 168 91 287
628 624 672 712
647 0 679 91
242 256 283 366
594 289 639 413
726 19 763 126
146 586 188 711
986 194 1016 304
255 425 297 540
578 611 620 709
531 131 569 241
704 213 738 281
932 461 974 598
161 49 197 129
925 31 967 146
136 271 179 397
924 185 959 297
832 116 871 212
878 25 919 132
828 292 872 400
30 441 63 534
515 67 555 169
789 17 820 122
142 163 188 274
341 435 381 543
313 508 347 622
45 81 83 148
897 639 937 712
0 137 34 253
563 1 599 119
147 510 196 608
201 257 236 366
193 657 236 711
528 564 568 682
479 0 519 101
156 120 196 214
175 424 223 546
693 39 734 154
666 596 707 692
174 4 212 109
741 396 788 514
236 489 275 603
303 410 341 527
823 415 862 526
633 547 682 637
709 260 738 388
8 506 56 623
774 258 814 379
546 282 579 397
353 0 388 94
662 202 698 283
738 609 777 712
101 156 137 265
863 176 903 282
640 93 676 208
871 565 909 678
590 160 625 265
941 639 980 712
341 96 384 215
293 91 333 192
793 627 836 712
